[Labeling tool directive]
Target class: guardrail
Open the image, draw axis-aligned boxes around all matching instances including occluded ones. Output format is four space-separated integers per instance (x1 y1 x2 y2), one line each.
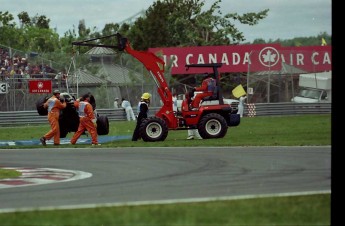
244 102 331 117
0 103 331 126
0 109 128 126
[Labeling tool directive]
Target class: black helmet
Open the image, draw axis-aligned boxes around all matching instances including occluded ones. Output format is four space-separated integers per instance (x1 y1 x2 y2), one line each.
203 73 211 79
82 93 90 100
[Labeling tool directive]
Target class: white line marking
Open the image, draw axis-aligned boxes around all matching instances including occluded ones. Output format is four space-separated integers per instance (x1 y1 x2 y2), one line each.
0 167 92 189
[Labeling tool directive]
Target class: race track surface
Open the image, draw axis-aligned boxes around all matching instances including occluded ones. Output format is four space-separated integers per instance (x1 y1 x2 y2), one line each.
0 146 331 212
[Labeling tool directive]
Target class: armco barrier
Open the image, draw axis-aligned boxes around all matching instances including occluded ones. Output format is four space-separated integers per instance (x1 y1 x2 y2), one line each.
0 103 331 126
244 102 331 116
0 109 127 126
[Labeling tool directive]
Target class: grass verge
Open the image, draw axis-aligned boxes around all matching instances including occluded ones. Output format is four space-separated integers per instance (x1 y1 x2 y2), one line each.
0 194 330 225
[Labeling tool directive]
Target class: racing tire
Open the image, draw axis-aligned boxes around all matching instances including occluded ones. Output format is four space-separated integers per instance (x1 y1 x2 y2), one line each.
60 127 68 138
97 115 109 135
59 104 79 135
198 113 228 139
36 96 49 116
139 117 168 142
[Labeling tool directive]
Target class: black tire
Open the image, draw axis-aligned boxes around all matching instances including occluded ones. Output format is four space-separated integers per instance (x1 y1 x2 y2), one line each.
198 113 228 139
36 96 49 116
60 127 68 138
59 104 79 133
139 117 168 142
97 115 109 135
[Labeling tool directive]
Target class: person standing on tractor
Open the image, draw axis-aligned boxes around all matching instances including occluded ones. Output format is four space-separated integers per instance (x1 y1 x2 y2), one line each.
132 92 151 141
40 90 66 146
70 93 100 146
190 73 217 110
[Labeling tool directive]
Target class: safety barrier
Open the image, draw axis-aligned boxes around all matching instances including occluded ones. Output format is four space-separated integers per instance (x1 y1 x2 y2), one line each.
0 102 331 126
0 109 127 126
245 102 331 117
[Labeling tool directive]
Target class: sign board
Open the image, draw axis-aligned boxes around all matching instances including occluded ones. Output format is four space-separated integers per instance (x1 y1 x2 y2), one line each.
29 80 52 94
149 44 331 74
248 87 253 95
149 44 282 74
0 83 8 94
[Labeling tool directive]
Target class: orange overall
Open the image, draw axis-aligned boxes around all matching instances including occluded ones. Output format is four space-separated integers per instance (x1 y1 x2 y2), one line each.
191 77 216 108
70 100 98 145
43 95 66 144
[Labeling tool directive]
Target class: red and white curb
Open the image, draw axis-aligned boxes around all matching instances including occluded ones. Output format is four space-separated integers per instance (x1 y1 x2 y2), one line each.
0 167 92 189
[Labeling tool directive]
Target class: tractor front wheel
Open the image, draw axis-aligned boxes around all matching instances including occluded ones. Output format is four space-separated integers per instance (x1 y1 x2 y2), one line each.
198 113 228 139
139 117 168 142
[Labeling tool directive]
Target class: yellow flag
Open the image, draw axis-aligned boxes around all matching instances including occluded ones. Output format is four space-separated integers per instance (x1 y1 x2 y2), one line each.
232 84 246 98
321 38 327 46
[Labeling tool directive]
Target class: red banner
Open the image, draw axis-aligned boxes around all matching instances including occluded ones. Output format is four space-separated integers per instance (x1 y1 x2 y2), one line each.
29 80 52 94
149 44 331 74
280 46 331 72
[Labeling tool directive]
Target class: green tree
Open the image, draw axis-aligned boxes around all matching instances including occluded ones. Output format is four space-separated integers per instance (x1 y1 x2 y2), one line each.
97 23 121 47
253 32 332 46
78 19 91 38
31 14 50 29
102 23 120 37
126 0 269 50
60 29 78 54
17 11 31 28
0 11 15 27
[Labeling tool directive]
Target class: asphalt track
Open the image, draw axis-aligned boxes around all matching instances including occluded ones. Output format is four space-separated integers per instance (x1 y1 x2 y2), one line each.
0 146 331 213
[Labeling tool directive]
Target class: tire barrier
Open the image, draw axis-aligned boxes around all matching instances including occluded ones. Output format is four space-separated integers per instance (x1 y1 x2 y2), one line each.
246 103 256 117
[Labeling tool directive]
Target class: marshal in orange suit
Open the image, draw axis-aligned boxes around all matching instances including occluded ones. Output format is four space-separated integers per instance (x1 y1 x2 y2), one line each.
40 90 66 146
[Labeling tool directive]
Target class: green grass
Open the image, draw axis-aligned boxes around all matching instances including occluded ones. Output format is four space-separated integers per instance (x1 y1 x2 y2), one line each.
0 114 331 148
0 169 21 179
0 194 330 225
0 114 331 225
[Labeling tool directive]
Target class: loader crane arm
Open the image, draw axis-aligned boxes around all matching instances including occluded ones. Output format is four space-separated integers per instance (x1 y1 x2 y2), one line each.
72 33 176 127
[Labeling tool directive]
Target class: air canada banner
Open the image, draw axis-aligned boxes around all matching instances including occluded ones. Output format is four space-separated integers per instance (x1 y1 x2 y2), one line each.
29 80 52 94
149 44 331 74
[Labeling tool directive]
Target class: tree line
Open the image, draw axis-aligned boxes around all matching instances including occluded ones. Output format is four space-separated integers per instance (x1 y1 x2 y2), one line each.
0 0 331 73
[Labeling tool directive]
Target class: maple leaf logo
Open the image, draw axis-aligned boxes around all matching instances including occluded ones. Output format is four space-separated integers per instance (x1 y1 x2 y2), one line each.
258 47 280 67
38 82 43 89
262 50 277 63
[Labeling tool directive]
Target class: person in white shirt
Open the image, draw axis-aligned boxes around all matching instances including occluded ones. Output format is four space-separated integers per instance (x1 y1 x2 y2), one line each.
238 95 247 117
121 98 136 121
114 97 119 109
172 93 177 112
